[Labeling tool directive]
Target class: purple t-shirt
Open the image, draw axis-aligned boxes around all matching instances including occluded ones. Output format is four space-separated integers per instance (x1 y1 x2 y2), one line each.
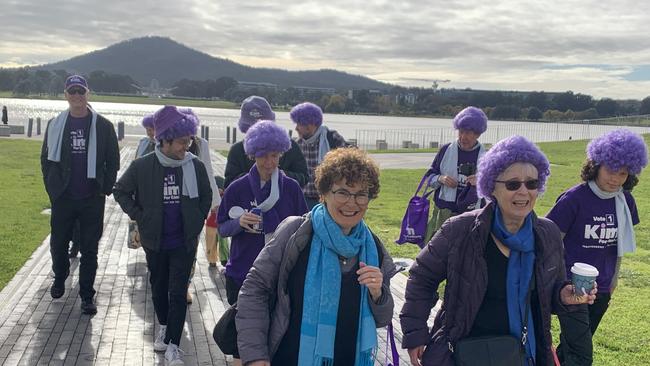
430 143 481 211
64 115 95 200
161 167 184 250
546 183 639 292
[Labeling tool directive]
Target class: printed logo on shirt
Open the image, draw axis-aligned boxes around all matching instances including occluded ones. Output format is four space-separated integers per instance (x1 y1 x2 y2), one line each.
163 173 180 204
583 214 617 248
71 129 86 154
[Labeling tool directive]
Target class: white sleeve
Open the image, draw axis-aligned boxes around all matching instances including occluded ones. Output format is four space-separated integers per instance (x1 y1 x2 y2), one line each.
198 137 221 209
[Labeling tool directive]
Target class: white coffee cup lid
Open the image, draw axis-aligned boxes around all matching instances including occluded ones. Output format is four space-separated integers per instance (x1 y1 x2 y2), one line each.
571 262 599 277
229 206 245 219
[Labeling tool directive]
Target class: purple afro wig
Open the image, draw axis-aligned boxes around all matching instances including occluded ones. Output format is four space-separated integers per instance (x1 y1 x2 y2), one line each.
477 135 550 200
153 105 197 141
587 129 648 175
453 106 488 134
177 107 200 126
238 96 275 133
141 114 154 129
290 102 323 127
244 120 291 158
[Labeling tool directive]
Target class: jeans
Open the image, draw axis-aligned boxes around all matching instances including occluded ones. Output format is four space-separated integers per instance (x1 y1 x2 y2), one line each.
144 245 196 346
49 195 105 300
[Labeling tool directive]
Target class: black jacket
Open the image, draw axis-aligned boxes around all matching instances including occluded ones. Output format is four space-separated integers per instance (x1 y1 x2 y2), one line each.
113 153 212 252
40 112 120 203
224 140 308 188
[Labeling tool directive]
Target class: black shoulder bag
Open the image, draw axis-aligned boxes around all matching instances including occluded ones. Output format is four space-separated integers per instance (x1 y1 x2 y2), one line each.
453 273 536 366
213 302 239 357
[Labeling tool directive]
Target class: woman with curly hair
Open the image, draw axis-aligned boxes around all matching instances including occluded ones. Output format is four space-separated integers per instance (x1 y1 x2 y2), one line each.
547 129 648 364
235 148 397 366
401 136 595 366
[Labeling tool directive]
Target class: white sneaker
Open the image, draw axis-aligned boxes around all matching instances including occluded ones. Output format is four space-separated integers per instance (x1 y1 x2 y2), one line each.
154 325 167 352
165 343 185 366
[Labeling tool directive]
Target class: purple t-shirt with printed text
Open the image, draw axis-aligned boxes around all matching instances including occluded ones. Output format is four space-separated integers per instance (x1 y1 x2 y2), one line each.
546 183 639 292
161 167 184 250
64 115 95 200
430 143 481 211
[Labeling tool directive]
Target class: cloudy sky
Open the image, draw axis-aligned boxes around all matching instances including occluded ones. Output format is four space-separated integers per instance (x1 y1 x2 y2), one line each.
2 0 650 99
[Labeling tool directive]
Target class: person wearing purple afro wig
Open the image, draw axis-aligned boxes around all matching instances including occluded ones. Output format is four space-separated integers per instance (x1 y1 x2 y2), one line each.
135 113 156 158
290 101 349 208
113 105 213 365
224 97 308 190
217 121 307 342
547 129 648 364
423 106 489 242
402 135 595 366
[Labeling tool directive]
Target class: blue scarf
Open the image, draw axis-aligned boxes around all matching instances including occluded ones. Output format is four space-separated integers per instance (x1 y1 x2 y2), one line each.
298 204 378 366
491 205 537 364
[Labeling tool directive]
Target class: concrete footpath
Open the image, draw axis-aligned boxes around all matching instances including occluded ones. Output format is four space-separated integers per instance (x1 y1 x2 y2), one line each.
0 143 437 365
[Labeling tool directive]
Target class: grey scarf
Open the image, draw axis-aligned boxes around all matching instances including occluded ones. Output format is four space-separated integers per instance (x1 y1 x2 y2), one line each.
154 146 199 198
435 140 485 202
47 108 98 178
588 180 636 256
304 125 331 163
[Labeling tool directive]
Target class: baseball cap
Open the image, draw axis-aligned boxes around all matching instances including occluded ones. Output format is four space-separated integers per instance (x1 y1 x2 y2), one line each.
65 75 89 91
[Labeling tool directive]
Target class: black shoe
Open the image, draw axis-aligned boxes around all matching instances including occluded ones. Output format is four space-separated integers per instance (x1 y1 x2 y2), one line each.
50 282 65 299
81 298 97 315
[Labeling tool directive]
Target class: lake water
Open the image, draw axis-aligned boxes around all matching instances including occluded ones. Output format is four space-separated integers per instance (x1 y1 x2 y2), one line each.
2 97 649 149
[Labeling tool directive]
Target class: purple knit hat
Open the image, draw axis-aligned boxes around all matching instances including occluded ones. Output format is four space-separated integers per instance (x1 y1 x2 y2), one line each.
587 129 648 175
477 135 550 200
453 106 488 134
141 114 154 129
178 107 200 127
290 102 323 127
153 105 197 141
244 120 291 158
238 96 275 133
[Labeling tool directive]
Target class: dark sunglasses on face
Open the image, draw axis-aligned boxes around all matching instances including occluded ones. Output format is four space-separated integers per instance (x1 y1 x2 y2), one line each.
495 179 540 191
67 87 87 95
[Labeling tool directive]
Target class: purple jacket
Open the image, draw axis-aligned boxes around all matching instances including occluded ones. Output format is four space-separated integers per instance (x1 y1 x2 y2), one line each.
400 203 574 366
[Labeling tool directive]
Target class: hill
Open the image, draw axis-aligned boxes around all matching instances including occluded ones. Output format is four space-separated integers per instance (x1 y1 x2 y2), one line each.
40 36 390 90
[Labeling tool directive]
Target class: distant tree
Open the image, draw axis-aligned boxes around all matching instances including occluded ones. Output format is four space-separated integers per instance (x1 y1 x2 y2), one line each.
574 93 594 111
575 108 599 120
595 98 619 117
489 105 521 120
524 91 549 110
639 96 650 115
527 107 543 120
325 95 347 113
564 109 576 121
12 79 31 96
543 109 565 121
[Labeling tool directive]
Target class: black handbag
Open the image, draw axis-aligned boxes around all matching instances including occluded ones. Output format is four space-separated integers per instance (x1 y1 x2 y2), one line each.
453 274 535 366
212 303 239 357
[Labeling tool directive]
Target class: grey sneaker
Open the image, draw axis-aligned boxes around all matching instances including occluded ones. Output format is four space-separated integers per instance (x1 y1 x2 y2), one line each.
153 325 167 352
165 343 185 366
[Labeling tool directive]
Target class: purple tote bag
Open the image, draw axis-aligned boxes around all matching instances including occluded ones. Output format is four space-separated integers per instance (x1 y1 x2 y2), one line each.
396 172 434 248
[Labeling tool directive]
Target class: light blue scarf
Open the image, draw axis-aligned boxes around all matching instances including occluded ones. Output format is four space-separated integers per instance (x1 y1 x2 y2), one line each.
491 204 537 364
154 146 199 198
298 204 378 366
46 107 98 178
304 125 331 163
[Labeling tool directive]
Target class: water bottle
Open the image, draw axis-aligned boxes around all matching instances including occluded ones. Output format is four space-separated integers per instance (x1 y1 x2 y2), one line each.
250 207 263 233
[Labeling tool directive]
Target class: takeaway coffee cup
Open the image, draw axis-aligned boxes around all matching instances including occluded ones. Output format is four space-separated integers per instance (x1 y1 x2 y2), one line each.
571 262 599 296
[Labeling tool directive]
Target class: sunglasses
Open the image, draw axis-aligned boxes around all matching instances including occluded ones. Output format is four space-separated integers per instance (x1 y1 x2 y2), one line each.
495 179 540 191
67 87 87 95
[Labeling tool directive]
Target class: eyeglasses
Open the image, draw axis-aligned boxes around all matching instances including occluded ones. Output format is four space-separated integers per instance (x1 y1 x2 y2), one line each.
175 137 193 147
495 179 540 191
331 189 370 205
66 87 87 95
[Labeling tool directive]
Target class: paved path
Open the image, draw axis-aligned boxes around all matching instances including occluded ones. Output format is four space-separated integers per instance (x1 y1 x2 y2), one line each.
0 145 437 365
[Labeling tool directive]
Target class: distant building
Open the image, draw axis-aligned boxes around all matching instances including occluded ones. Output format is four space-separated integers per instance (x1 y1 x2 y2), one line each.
237 81 278 90
293 86 337 95
395 93 416 105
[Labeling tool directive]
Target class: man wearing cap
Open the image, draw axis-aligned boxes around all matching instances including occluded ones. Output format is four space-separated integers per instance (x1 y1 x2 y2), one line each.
423 106 488 242
113 105 212 365
40 75 120 315
290 101 349 208
224 95 308 188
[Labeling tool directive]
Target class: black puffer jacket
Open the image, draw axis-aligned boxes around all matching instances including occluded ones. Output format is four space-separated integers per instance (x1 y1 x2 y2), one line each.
400 203 577 366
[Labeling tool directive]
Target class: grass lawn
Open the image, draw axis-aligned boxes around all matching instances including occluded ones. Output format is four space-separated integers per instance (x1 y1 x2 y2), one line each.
2 136 649 364
364 136 650 365
0 139 51 289
0 91 238 109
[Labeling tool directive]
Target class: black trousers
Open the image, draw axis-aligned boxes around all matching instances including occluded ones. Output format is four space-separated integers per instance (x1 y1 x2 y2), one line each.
49 195 105 300
144 245 196 346
556 293 612 365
